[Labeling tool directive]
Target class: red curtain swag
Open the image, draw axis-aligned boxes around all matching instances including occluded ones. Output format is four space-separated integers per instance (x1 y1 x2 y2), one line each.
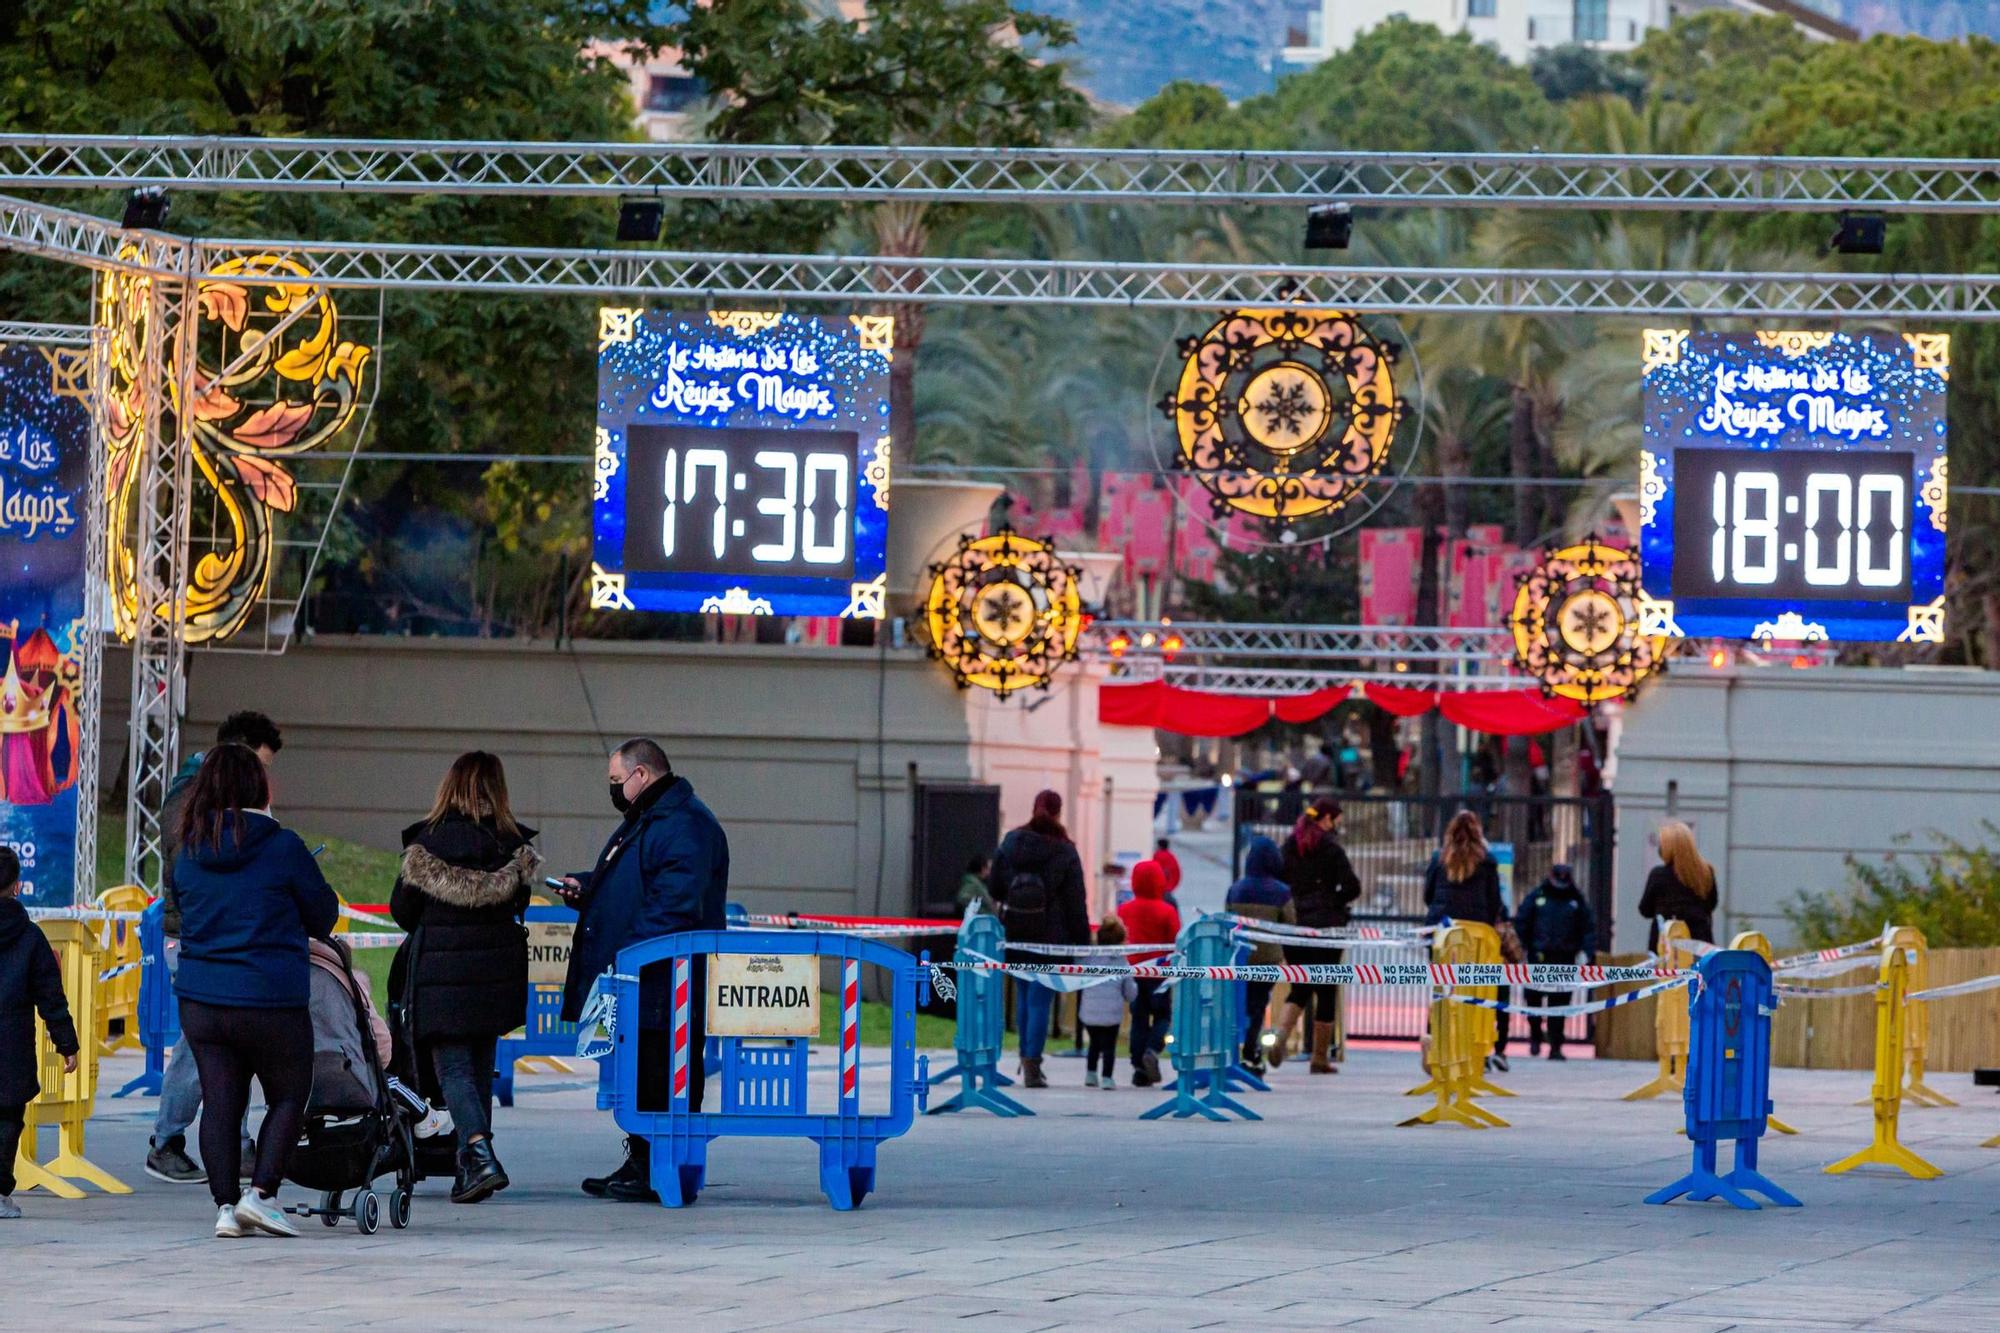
1098 679 1584 738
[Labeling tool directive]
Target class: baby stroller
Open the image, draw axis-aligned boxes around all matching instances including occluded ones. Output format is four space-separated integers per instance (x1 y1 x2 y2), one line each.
283 937 418 1234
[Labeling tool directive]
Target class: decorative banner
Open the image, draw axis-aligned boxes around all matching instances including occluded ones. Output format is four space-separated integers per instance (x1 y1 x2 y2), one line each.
0 343 92 905
1640 329 1947 643
1159 307 1405 529
1508 539 1669 703
593 309 891 618
923 527 1083 698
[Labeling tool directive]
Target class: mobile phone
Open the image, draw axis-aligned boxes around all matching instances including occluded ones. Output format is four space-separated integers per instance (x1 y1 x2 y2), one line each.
545 877 571 890
311 844 326 858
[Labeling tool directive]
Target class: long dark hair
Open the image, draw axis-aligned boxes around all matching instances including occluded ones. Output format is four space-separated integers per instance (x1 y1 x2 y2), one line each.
423 750 520 838
177 743 271 852
1028 789 1069 842
1292 799 1340 857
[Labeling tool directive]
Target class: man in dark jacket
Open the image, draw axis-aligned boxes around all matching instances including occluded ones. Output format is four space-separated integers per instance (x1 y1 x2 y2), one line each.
985 790 1087 1089
1 847 80 1218
147 710 283 1186
1513 865 1595 1060
558 738 729 1202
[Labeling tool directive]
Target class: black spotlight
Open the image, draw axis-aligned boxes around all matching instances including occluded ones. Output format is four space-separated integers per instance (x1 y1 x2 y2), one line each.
617 197 664 243
1304 202 1352 251
1830 211 1886 256
122 186 170 231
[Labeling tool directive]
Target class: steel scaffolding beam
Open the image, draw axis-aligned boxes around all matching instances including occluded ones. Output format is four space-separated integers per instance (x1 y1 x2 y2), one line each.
1087 621 1520 693
7 134 2000 214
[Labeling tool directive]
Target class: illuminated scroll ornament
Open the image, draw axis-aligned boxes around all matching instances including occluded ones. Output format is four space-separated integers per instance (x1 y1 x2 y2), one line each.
1508 540 1668 704
923 529 1083 698
1159 307 1405 528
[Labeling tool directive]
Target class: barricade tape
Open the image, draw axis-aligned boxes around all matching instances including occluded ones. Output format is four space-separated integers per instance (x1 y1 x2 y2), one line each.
1908 971 2000 1003
997 941 1175 957
1775 953 1894 981
1229 924 1428 951
930 958 1684 986
96 961 143 984
1772 930 1888 973
1774 981 1882 999
339 902 394 921
736 911 961 934
27 906 144 922
1214 913 1434 942
1444 973 1700 1019
340 931 407 950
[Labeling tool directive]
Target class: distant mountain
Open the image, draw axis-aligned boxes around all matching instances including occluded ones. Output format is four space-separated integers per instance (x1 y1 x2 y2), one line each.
1837 1 2000 38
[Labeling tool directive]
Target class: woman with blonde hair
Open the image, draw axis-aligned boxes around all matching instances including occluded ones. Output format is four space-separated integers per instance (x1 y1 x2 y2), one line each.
389 751 542 1204
1637 820 1717 949
1422 809 1511 1067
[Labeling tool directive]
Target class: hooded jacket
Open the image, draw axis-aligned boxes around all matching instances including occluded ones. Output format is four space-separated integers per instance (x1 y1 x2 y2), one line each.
0 895 80 1106
390 813 542 1041
1118 860 1181 956
171 811 339 1009
987 824 1089 948
1225 837 1297 965
1514 866 1595 960
1282 830 1362 930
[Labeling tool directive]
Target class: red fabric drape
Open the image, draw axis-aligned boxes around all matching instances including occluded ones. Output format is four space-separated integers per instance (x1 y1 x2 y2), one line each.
1361 682 1441 717
1156 685 1273 738
1437 689 1588 736
1097 680 1167 728
1271 685 1352 725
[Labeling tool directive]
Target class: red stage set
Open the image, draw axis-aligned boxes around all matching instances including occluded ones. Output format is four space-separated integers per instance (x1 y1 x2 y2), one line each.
1099 679 1587 739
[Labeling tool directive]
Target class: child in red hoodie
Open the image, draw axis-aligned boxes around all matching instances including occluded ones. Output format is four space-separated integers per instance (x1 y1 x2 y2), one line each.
1116 860 1180 1087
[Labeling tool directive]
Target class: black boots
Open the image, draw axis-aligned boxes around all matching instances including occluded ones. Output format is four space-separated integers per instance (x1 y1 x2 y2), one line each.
582 1136 659 1203
1021 1056 1048 1089
451 1137 509 1204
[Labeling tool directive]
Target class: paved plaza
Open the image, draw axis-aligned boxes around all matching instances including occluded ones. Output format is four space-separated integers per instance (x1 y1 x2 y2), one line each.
10 1046 1999 1330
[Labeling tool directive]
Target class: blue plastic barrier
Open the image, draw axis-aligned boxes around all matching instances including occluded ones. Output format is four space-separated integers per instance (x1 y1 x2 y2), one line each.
114 901 175 1099
926 913 1030 1117
1141 916 1258 1122
495 903 583 1107
602 928 929 1210
1645 950 1801 1210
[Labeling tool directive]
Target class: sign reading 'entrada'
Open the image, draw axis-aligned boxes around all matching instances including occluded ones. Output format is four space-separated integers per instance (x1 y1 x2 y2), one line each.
706 952 821 1037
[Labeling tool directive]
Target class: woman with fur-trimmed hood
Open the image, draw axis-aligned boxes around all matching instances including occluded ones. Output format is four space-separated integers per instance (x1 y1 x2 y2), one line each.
390 751 541 1204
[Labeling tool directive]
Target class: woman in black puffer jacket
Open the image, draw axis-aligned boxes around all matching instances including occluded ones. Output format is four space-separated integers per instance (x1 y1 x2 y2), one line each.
390 751 541 1204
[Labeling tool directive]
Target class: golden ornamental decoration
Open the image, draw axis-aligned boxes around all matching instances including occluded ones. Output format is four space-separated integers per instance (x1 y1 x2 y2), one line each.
1159 307 1404 527
923 528 1083 698
1508 540 1668 704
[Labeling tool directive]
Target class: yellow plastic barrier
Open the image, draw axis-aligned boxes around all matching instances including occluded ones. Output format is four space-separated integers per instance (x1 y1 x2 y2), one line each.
1623 918 1691 1101
93 884 151 1056
1400 924 1510 1129
15 920 132 1198
1883 926 1956 1109
1825 943 1941 1180
1459 921 1515 1102
1728 930 1800 1136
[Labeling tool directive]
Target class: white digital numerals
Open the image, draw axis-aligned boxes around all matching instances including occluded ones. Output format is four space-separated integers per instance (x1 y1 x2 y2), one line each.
1708 467 1905 589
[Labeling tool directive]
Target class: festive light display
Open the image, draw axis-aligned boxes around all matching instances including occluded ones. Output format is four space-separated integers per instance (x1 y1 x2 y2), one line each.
922 529 1084 698
1508 540 1669 704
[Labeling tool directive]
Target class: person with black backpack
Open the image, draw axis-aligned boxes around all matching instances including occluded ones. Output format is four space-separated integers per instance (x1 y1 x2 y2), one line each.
986 789 1088 1089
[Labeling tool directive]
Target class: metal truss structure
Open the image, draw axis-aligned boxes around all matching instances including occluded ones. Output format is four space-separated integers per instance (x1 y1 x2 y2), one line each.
1086 621 1519 693
8 134 2000 214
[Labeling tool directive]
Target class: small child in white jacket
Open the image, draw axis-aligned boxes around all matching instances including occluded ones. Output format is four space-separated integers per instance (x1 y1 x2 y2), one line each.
1078 918 1137 1088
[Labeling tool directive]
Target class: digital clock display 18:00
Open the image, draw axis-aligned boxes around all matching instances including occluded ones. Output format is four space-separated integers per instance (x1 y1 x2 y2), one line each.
623 423 856 581
1670 447 1912 603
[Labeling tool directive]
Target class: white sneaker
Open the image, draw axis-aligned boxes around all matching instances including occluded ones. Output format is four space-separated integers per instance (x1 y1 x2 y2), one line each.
233 1190 299 1238
1101 1074 1117 1090
0 1194 22 1220
1084 1070 1099 1088
414 1105 455 1139
214 1203 245 1239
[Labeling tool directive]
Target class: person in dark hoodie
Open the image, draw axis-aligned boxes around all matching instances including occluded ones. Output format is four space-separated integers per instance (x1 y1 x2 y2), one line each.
1225 836 1296 1075
987 789 1088 1089
147 710 283 1186
1513 864 1596 1060
0 846 80 1220
390 751 541 1204
1276 799 1361 1074
171 743 339 1239
1116 858 1179 1087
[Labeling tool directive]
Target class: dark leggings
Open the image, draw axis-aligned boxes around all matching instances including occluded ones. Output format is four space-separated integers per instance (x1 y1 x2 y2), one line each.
179 998 313 1207
430 1037 499 1146
1244 980 1276 1045
1283 944 1345 1025
1084 1024 1120 1077
0 1102 23 1197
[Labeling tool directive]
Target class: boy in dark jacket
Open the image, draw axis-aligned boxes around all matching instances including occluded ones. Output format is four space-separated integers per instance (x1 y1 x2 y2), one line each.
0 847 81 1218
1513 864 1595 1060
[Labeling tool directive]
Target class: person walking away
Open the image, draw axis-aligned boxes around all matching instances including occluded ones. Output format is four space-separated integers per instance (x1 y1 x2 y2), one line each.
1278 800 1361 1074
390 751 541 1204
1153 838 1182 903
1514 863 1595 1060
1638 820 1718 950
956 853 996 916
0 847 80 1220
172 744 339 1238
987 789 1088 1090
146 710 283 1185
1422 810 1510 1070
1077 918 1136 1089
1117 859 1180 1087
1225 836 1295 1075
559 739 729 1204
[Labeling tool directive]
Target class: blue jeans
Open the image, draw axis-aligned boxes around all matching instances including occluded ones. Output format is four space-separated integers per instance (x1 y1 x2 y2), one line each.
1016 983 1054 1061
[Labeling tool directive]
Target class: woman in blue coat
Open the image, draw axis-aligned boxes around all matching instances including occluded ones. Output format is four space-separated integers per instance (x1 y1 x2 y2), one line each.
172 744 339 1239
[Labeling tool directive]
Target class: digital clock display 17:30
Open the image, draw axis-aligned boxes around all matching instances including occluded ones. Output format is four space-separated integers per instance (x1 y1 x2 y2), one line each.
623 423 856 581
1670 447 1912 603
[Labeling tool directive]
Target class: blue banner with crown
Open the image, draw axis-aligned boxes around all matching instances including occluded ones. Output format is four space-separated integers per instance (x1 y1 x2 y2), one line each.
0 343 91 905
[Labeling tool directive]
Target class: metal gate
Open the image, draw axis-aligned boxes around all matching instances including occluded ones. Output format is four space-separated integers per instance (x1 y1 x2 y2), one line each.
1232 790 1615 1044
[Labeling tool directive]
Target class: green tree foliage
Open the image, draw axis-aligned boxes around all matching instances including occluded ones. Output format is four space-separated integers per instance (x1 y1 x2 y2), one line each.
1785 829 2000 949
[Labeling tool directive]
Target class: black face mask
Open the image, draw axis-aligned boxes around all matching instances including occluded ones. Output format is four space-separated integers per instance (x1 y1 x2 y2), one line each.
609 779 633 814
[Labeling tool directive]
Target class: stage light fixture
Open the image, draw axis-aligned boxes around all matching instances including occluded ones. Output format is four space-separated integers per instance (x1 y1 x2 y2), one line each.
617 197 664 243
1304 202 1352 251
1830 212 1885 256
122 187 170 231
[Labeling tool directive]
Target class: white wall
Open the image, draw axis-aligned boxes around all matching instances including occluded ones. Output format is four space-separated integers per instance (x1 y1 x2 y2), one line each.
1612 666 2000 951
